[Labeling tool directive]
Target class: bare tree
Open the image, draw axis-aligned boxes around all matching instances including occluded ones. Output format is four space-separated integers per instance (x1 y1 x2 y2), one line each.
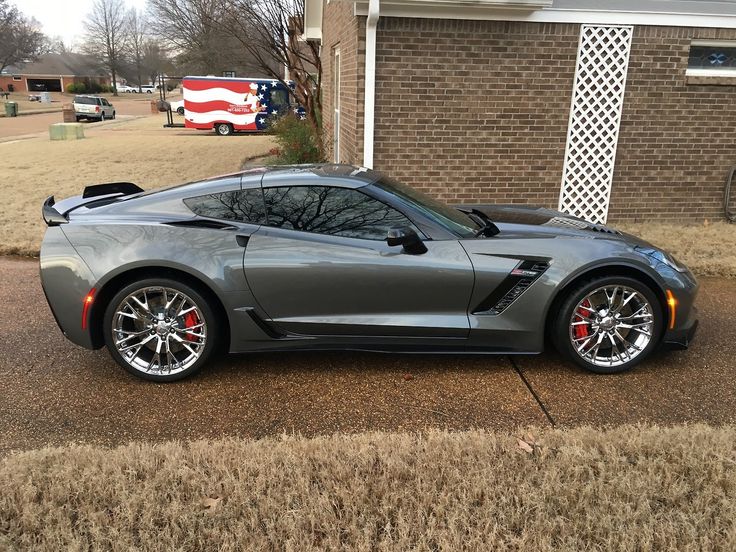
220 0 322 131
82 0 129 95
147 0 242 75
0 0 47 74
127 8 147 91
142 39 173 87
48 36 77 55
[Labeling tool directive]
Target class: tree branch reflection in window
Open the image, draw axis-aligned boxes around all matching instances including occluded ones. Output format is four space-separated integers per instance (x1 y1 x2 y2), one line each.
264 186 415 240
184 190 266 224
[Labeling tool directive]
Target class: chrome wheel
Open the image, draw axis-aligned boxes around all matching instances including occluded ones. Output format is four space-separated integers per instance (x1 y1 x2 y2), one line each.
569 285 654 368
111 286 207 376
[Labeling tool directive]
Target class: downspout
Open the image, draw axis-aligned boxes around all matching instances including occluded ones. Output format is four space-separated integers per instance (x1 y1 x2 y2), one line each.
363 0 380 169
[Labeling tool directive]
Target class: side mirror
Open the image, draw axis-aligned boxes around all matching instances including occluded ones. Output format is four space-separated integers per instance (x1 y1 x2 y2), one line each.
386 227 428 255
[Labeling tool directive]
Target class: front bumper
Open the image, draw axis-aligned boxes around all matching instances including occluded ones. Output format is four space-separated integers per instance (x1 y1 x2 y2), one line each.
663 309 698 350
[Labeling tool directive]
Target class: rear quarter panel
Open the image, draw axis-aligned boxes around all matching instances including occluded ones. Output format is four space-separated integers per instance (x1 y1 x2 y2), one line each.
60 221 268 352
40 226 98 348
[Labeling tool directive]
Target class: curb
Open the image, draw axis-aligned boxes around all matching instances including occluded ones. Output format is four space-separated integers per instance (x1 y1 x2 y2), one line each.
0 108 63 118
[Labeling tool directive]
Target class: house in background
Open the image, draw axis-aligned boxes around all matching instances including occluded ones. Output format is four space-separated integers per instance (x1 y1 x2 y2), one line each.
0 53 110 94
307 0 736 223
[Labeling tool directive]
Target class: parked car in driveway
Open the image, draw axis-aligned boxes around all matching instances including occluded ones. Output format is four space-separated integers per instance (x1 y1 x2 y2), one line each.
72 95 115 122
140 85 155 94
40 165 699 382
116 84 137 93
169 99 184 115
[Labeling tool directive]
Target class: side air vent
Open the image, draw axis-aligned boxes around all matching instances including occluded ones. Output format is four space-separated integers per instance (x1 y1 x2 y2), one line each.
163 219 237 231
472 260 550 316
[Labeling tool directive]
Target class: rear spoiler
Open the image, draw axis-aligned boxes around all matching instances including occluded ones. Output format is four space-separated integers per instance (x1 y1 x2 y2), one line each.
43 182 145 226
42 196 67 226
82 182 144 198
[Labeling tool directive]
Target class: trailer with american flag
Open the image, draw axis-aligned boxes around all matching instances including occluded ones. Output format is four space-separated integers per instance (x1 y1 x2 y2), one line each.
181 76 303 136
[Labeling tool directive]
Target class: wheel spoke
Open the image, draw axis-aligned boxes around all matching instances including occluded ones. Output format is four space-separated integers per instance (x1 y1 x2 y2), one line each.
569 284 655 368
111 286 207 376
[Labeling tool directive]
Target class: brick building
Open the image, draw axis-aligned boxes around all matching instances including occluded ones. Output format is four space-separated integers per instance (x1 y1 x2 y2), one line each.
305 0 736 223
0 53 110 94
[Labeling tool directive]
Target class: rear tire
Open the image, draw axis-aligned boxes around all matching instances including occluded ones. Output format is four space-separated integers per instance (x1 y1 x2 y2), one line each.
215 123 233 136
103 278 221 382
100 113 105 122
177 107 184 115
553 276 663 374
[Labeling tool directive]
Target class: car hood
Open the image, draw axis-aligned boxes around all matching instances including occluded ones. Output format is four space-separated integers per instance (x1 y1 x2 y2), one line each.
455 203 649 245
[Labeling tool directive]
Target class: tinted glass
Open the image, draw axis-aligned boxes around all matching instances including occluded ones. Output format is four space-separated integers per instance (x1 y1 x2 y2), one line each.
74 96 97 105
688 45 736 71
263 186 415 240
184 189 266 224
372 177 481 238
270 89 288 108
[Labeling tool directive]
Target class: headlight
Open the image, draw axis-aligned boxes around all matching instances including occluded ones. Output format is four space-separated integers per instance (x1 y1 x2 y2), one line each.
635 246 687 272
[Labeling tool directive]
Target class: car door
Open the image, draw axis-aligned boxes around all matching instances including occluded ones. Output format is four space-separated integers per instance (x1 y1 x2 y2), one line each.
101 98 112 117
243 183 475 338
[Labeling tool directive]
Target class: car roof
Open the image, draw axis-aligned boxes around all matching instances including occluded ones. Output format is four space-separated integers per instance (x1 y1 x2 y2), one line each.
256 164 381 188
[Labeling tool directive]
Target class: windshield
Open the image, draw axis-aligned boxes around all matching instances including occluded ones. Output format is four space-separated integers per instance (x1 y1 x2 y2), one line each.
73 96 98 105
372 176 482 238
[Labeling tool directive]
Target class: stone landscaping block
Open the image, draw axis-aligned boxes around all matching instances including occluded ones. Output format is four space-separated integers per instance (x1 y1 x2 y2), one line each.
49 123 84 141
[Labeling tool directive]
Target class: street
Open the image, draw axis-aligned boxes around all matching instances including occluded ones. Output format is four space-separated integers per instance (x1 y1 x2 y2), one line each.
1 257 733 455
0 94 169 139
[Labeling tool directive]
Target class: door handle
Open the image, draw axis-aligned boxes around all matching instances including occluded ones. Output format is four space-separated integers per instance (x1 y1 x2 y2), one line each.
236 235 250 248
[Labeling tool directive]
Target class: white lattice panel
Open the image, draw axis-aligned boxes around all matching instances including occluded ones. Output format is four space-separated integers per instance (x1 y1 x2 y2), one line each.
558 25 633 224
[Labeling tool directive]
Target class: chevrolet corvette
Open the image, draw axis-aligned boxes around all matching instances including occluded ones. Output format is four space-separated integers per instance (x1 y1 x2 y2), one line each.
40 165 698 381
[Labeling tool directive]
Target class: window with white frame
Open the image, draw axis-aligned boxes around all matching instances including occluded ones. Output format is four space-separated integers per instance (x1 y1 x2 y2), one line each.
333 47 341 163
687 40 736 77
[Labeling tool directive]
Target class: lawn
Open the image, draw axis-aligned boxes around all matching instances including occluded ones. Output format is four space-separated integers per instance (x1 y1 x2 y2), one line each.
0 116 733 277
1 425 734 551
1 92 63 115
0 116 274 255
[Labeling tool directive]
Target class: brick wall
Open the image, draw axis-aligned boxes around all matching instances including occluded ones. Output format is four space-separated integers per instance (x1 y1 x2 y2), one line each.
321 1 364 165
367 17 736 222
611 26 736 222
373 19 578 209
0 75 27 92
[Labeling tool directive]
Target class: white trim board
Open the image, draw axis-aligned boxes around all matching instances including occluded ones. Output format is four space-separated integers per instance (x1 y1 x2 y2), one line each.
353 3 736 28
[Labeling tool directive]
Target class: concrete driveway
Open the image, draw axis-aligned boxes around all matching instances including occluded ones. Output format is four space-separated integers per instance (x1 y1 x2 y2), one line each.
0 257 733 455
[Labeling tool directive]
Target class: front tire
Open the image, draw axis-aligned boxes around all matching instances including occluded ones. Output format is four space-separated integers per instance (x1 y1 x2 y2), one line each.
215 123 233 136
103 278 220 382
553 276 663 374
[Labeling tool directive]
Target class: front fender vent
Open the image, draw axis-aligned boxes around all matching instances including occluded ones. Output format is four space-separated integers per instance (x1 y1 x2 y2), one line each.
473 260 549 316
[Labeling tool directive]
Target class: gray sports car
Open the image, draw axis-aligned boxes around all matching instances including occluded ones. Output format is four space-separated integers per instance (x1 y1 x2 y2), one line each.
40 165 698 382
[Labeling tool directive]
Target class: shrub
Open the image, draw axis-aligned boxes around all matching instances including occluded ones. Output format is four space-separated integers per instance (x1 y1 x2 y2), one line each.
268 114 324 164
66 82 86 94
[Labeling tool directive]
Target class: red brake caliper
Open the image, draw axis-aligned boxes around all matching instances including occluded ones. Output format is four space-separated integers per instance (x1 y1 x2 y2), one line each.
183 312 199 342
574 299 591 340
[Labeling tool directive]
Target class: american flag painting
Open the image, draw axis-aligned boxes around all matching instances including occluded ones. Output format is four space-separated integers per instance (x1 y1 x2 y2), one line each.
182 76 304 132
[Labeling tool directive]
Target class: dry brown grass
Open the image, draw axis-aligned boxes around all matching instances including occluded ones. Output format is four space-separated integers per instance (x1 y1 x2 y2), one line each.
1 425 734 551
618 221 736 279
0 115 274 255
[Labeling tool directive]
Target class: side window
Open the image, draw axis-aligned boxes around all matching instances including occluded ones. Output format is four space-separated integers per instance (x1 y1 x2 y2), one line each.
269 88 288 108
263 186 416 240
184 189 266 224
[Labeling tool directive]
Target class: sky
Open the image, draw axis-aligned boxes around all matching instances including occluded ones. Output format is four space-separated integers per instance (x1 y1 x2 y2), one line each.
20 0 148 46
